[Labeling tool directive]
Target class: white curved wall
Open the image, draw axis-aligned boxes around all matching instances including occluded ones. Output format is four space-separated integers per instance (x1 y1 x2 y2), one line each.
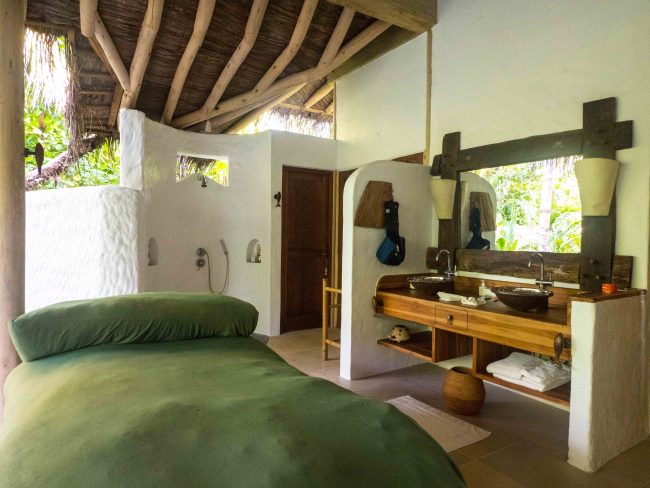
26 186 140 311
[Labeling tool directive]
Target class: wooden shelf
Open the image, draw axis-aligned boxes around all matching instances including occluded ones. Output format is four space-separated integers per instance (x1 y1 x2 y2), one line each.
475 372 570 408
377 332 432 362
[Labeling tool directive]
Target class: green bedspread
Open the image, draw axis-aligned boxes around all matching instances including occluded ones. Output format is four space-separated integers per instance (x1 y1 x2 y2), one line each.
0 337 465 487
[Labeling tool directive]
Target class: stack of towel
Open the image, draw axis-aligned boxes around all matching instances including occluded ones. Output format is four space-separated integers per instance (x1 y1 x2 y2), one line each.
486 352 570 392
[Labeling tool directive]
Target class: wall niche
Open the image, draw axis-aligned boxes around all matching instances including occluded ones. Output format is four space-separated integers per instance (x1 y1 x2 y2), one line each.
246 239 262 263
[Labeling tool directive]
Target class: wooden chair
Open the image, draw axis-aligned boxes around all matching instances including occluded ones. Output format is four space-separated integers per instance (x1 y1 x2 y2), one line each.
322 278 342 360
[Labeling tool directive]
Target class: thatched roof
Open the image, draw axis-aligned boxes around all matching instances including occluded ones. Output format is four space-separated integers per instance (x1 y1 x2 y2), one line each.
26 0 431 136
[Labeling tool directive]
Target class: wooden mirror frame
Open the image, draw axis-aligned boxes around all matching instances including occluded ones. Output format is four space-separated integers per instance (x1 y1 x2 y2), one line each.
430 97 634 291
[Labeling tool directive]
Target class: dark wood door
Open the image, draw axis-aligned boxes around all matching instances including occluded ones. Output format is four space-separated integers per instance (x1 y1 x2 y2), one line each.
281 166 333 333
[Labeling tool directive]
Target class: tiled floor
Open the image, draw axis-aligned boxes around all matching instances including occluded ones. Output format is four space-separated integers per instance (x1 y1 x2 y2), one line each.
268 329 650 488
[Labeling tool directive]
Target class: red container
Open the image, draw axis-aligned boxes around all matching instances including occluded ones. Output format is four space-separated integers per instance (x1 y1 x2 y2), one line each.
602 283 618 294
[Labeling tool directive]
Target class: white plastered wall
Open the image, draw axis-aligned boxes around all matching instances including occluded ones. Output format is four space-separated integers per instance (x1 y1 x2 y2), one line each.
569 296 648 472
340 161 435 380
119 110 338 336
25 186 140 311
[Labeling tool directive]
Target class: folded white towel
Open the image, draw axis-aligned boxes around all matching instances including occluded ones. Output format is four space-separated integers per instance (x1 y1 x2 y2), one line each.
493 373 529 388
486 352 544 379
494 372 569 393
521 362 570 392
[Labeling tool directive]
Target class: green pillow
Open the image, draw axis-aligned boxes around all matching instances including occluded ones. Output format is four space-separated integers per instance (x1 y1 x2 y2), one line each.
9 292 259 361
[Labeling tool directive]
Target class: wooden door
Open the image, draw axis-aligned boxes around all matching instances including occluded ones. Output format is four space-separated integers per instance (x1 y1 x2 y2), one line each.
281 166 333 333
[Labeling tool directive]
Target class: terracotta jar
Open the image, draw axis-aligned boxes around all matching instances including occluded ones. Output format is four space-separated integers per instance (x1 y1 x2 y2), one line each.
443 366 486 416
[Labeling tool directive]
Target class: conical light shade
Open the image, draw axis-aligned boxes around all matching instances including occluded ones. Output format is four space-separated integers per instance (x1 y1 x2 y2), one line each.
430 178 457 220
574 158 619 216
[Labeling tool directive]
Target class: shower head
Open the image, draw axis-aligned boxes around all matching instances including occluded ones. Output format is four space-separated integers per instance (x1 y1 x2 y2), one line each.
220 239 229 255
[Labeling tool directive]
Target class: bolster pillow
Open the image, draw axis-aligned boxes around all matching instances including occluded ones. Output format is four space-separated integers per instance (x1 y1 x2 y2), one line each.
9 292 259 361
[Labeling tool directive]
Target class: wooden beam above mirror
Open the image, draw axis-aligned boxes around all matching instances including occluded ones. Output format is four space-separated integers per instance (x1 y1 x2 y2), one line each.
431 97 634 292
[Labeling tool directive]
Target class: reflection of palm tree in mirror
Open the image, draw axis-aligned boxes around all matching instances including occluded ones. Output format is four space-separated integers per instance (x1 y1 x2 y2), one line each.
474 156 582 253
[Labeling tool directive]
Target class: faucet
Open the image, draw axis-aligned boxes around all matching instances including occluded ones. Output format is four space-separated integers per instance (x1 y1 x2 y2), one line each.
528 252 554 291
435 249 457 279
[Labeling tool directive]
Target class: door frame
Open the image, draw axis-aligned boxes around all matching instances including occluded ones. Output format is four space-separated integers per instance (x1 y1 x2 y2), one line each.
280 165 334 334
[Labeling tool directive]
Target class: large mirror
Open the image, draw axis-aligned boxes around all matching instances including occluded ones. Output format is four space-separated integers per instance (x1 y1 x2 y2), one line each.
463 155 582 253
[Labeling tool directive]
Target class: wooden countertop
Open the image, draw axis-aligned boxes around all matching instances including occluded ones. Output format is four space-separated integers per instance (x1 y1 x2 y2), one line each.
569 288 645 303
376 288 568 326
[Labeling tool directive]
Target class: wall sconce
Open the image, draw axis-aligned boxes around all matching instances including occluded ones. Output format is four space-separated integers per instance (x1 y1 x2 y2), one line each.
273 192 282 207
574 158 620 216
430 177 457 219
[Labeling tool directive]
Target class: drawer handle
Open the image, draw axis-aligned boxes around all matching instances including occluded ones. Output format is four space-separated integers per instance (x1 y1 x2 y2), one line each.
447 314 454 326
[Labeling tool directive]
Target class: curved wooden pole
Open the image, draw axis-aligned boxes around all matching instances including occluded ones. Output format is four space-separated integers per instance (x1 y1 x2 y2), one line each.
198 0 269 117
121 0 164 109
253 0 318 93
160 0 217 123
172 19 389 129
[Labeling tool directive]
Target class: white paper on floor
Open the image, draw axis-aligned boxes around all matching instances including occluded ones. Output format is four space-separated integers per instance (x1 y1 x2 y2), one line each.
386 395 491 452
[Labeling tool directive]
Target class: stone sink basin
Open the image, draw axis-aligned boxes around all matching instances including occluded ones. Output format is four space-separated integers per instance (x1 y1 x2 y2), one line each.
492 286 554 312
407 275 454 296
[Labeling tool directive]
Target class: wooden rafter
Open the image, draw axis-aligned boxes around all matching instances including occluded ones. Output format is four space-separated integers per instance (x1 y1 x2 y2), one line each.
278 102 329 116
173 12 390 129
325 102 334 115
199 92 282 132
225 84 307 134
198 0 269 120
160 0 217 123
329 24 416 81
254 0 318 93
327 0 436 33
80 0 131 94
316 7 355 73
121 0 164 110
304 82 334 108
91 14 130 92
108 84 123 127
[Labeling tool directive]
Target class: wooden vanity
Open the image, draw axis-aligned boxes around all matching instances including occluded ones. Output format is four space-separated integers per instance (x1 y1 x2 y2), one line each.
374 273 644 407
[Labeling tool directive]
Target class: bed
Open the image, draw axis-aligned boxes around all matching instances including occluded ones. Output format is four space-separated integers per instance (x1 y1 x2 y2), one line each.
0 293 465 487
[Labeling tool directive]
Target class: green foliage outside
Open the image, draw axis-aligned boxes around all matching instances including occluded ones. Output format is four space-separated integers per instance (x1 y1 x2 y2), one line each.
474 157 582 253
177 156 229 186
24 30 120 190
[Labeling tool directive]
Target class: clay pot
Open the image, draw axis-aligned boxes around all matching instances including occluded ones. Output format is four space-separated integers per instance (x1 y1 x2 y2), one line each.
443 367 486 416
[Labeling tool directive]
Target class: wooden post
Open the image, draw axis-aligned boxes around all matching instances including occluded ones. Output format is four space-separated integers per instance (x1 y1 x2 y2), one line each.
322 278 329 360
437 132 461 258
580 98 618 291
0 0 26 421
423 28 432 165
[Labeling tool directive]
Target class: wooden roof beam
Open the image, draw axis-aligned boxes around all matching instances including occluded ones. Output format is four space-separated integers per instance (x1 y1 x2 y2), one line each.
80 0 131 93
198 0 269 118
160 0 217 123
327 0 436 33
172 10 390 129
304 82 334 108
199 92 282 132
254 0 318 93
121 0 164 110
225 84 307 134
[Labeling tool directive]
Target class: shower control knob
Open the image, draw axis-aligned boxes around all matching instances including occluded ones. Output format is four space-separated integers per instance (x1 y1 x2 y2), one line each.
196 258 206 269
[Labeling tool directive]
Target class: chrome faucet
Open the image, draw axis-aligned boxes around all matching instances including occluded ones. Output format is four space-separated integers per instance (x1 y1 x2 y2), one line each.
528 252 554 291
435 249 457 279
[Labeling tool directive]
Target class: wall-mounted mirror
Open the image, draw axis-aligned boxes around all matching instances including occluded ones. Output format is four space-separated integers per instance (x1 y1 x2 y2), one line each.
470 155 582 253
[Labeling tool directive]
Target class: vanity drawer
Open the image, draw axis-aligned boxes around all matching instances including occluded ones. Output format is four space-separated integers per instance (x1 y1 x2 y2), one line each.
435 305 468 332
